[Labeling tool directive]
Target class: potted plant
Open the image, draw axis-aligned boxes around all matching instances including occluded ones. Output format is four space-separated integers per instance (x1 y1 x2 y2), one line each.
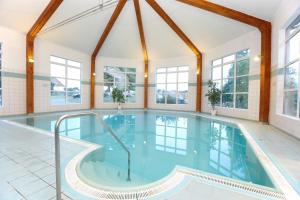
205 80 221 116
112 87 125 110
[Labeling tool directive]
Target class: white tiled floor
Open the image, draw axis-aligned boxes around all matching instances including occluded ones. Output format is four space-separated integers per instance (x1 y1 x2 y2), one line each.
0 115 299 200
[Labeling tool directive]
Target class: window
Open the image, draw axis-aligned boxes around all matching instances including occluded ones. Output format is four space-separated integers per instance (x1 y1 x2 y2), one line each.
155 115 187 155
211 49 250 109
156 66 189 104
103 66 136 103
0 43 2 106
50 56 81 105
283 15 300 118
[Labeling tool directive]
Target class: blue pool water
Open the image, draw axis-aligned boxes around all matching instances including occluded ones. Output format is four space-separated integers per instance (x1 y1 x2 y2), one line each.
12 110 274 189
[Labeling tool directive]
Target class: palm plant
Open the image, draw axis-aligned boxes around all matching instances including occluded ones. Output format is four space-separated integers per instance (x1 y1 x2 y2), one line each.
205 80 221 110
112 87 125 106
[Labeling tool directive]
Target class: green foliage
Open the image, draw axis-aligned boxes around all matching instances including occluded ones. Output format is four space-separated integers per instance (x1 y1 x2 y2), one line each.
205 80 221 110
112 87 125 104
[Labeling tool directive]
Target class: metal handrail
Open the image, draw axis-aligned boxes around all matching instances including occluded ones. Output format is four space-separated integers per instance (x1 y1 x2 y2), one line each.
54 111 131 200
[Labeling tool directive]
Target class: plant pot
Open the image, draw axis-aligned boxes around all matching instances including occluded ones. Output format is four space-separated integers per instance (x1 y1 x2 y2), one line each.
117 104 122 110
211 110 217 116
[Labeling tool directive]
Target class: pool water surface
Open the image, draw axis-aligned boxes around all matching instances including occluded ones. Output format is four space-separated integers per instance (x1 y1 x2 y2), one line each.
12 110 274 189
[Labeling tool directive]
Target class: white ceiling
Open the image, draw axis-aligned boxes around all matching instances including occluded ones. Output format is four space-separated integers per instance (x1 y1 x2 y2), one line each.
0 0 282 59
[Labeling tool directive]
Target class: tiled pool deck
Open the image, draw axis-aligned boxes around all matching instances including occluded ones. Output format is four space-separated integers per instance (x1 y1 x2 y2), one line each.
0 111 300 200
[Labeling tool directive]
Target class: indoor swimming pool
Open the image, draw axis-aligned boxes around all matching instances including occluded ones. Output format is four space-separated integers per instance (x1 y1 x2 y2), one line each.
11 110 275 190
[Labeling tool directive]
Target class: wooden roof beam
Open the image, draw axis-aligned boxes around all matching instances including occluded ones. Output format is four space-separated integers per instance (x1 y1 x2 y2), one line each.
26 0 63 114
133 0 149 108
177 0 272 123
90 0 127 109
145 0 203 112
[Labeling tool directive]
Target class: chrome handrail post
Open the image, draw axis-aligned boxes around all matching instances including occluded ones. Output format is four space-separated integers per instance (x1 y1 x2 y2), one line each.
54 111 131 200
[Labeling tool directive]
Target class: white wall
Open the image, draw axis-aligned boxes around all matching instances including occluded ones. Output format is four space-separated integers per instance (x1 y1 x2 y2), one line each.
95 56 144 109
202 30 261 121
148 56 197 112
34 38 91 113
0 26 26 115
269 0 300 139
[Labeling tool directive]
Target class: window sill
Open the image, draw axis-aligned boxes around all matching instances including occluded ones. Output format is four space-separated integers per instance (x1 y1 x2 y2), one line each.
276 113 300 121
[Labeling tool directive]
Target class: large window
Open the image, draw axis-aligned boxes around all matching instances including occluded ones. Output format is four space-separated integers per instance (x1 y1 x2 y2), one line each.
156 66 189 104
211 49 250 109
0 43 2 106
50 56 81 105
103 66 136 103
283 15 300 118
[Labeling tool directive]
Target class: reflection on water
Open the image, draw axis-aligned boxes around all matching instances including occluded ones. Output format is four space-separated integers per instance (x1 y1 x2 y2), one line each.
12 111 274 188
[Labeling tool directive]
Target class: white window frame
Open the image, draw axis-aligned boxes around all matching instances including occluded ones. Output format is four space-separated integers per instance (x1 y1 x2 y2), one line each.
155 66 189 105
283 15 300 118
211 49 250 109
0 42 2 107
50 55 82 105
103 66 136 103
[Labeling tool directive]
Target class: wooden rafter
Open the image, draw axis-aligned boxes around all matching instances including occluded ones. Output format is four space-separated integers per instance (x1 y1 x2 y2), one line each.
133 0 149 108
26 0 63 114
90 0 127 109
145 0 203 112
177 0 272 123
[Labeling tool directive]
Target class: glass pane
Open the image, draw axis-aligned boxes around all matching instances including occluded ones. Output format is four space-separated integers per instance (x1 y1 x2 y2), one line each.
178 72 189 83
67 67 80 79
222 94 234 108
167 84 177 104
212 67 221 80
103 83 113 103
178 66 189 71
156 73 166 83
127 68 136 73
283 91 298 117
156 84 166 104
50 56 65 64
104 72 114 82
237 59 250 76
67 60 80 68
167 73 177 83
178 83 188 104
222 78 234 93
116 67 126 72
167 67 177 72
126 84 136 103
287 32 300 63
223 54 235 63
285 62 299 89
236 76 249 92
237 49 250 59
213 59 222 66
51 91 66 105
157 68 166 73
51 64 65 78
0 89 2 106
51 78 65 91
126 73 136 83
286 15 300 37
104 66 115 73
67 92 81 104
115 73 125 89
223 63 234 78
236 94 248 109
67 80 80 93
213 80 221 90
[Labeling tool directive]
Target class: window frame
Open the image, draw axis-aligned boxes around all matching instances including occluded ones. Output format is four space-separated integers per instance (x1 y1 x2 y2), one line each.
50 55 82 105
155 66 189 105
0 42 2 107
103 66 137 104
211 49 250 110
283 15 300 118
